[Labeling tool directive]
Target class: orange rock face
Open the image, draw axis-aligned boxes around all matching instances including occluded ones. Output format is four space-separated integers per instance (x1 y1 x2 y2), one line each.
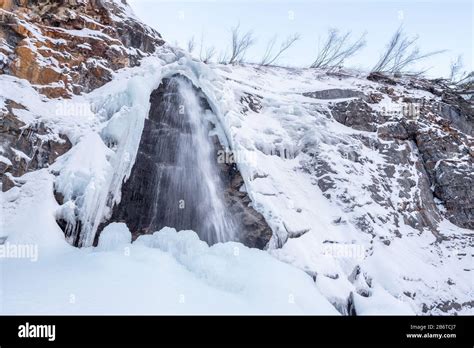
0 0 164 98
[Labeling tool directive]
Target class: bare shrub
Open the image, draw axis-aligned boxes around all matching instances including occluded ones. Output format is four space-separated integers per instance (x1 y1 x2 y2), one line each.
227 23 256 64
310 28 366 69
449 55 473 87
372 26 445 75
201 46 216 64
192 33 216 64
259 33 300 66
187 36 195 54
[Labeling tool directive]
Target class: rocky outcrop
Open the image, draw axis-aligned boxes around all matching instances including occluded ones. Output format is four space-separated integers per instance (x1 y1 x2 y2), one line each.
216 144 273 249
325 74 473 231
303 88 364 100
415 129 473 229
0 0 164 97
330 99 379 132
0 99 71 191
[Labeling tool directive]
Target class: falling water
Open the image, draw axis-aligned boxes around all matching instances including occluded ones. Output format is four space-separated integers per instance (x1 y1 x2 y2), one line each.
146 77 237 244
94 75 237 246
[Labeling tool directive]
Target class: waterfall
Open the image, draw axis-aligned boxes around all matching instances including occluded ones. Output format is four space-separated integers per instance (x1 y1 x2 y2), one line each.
106 75 238 245
148 77 237 244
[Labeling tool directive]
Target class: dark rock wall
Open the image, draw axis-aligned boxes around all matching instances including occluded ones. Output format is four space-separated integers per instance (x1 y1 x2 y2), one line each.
215 140 273 249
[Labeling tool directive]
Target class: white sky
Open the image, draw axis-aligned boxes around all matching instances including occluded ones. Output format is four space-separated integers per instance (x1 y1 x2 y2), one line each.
128 0 473 77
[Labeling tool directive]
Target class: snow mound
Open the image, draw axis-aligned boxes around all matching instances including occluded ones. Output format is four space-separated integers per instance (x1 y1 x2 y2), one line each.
1 226 339 314
136 227 338 315
97 223 132 251
352 285 414 315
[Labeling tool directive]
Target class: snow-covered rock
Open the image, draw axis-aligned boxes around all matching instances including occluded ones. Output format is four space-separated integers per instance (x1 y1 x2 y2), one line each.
0 0 163 97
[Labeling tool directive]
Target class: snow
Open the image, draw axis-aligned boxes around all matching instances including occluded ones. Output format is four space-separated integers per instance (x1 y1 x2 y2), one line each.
352 285 414 315
1 42 472 314
10 148 31 162
1 170 65 249
0 155 12 166
97 223 131 251
1 225 338 314
53 132 114 246
53 27 117 42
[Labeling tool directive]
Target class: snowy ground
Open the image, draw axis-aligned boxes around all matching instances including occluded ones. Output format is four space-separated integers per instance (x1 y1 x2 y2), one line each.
1 222 338 314
1 45 472 315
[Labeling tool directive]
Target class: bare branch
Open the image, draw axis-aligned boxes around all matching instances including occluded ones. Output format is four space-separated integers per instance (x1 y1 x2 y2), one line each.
199 32 204 59
449 55 463 81
260 33 300 66
448 55 472 86
372 26 446 74
310 28 366 69
194 32 213 63
227 23 256 64
456 71 473 87
259 35 277 66
218 50 229 64
447 56 473 91
187 36 195 54
202 46 216 63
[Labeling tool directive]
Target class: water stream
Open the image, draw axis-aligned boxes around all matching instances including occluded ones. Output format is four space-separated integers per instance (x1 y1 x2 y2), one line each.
108 76 238 244
149 77 237 243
